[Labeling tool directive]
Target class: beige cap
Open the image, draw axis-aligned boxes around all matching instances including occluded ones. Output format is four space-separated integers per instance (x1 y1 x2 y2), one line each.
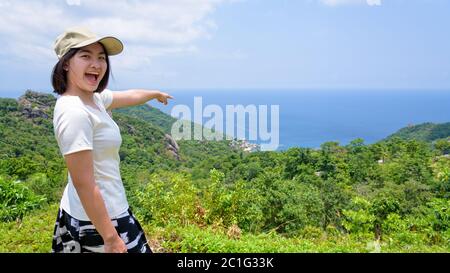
54 26 123 59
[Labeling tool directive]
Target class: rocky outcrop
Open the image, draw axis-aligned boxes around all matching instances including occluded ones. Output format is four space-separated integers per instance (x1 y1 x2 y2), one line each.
126 124 136 135
17 90 55 119
165 133 180 160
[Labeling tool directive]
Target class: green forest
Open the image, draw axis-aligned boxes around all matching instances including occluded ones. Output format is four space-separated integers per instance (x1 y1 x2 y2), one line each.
1 90 449 253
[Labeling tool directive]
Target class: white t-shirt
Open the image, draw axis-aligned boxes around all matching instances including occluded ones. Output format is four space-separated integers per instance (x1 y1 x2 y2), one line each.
53 89 129 221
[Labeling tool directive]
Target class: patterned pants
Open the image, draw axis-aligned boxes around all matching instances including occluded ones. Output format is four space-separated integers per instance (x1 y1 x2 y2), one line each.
51 207 152 253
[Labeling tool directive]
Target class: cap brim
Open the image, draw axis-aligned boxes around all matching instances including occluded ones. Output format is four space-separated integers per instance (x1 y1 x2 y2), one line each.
72 36 123 56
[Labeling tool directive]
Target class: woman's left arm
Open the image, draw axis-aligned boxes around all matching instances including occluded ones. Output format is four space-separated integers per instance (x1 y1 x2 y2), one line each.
108 89 174 110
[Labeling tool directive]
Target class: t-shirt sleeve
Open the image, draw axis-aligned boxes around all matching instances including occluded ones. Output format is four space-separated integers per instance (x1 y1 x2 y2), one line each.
54 107 94 156
99 89 114 109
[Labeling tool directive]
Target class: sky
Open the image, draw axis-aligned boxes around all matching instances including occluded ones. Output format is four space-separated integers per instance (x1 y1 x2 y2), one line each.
0 0 449 96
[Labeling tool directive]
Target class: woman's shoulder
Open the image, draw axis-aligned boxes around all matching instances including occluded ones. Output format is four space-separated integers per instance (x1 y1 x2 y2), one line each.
95 89 113 109
53 101 94 129
53 96 90 117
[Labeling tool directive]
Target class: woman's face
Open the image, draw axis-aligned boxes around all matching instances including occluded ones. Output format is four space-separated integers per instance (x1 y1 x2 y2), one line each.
65 42 107 94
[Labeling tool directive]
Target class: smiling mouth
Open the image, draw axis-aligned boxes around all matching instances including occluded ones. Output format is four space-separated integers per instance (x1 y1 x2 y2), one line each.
85 73 99 84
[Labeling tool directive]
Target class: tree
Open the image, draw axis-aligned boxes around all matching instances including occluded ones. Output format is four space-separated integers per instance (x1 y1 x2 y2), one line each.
370 194 400 240
318 142 349 182
346 138 379 184
283 147 317 180
434 138 450 155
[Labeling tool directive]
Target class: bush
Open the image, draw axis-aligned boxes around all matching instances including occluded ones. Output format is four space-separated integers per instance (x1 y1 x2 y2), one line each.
342 197 375 237
277 183 325 235
0 176 46 222
203 169 265 233
25 172 65 204
299 226 325 240
427 198 450 232
135 171 200 227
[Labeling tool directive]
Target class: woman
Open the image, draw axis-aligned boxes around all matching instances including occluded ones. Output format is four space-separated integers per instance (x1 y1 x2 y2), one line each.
51 26 173 253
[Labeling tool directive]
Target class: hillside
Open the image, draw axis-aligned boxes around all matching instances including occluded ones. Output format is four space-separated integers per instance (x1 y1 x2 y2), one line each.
1 90 449 253
0 90 243 161
386 122 450 142
0 90 244 200
114 103 177 134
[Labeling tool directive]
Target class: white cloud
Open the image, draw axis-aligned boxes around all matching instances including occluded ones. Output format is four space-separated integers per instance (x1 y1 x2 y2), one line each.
66 0 81 6
0 0 237 70
366 0 381 6
320 0 382 6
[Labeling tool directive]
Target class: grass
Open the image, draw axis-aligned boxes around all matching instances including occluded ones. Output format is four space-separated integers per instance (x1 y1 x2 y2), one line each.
0 203 58 253
0 203 449 253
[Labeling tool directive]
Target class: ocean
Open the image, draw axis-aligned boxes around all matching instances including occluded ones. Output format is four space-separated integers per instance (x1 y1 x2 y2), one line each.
152 89 450 150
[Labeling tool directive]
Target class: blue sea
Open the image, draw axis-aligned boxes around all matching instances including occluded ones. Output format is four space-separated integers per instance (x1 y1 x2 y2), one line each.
4 89 450 150
152 89 450 150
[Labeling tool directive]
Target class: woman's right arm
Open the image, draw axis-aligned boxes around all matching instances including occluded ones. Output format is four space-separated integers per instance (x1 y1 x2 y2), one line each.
64 150 127 253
